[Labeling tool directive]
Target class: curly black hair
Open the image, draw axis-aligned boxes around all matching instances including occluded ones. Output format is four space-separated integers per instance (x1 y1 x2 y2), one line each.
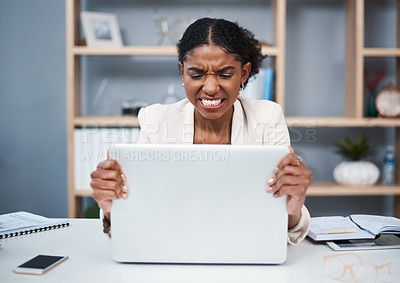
177 18 265 86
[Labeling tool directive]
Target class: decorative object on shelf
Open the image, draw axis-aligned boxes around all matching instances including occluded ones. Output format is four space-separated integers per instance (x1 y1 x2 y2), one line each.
153 10 197 45
153 9 177 45
364 70 387 117
92 78 108 111
333 134 379 186
80 11 123 47
382 145 395 186
121 99 148 116
161 83 180 104
177 18 196 40
375 82 400 118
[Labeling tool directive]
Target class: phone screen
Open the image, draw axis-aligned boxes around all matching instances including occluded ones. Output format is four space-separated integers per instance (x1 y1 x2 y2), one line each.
14 255 68 274
18 255 65 269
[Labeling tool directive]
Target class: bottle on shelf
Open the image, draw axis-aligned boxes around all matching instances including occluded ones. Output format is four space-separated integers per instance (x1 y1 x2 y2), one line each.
162 83 180 104
382 145 395 186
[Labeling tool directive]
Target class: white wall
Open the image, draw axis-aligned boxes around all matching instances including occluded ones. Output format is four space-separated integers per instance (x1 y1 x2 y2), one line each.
0 0 67 217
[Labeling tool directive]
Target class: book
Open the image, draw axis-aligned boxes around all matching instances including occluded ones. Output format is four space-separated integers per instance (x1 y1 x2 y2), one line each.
239 67 275 101
0 211 69 239
308 214 400 242
262 67 274 101
326 234 400 251
240 69 265 99
73 127 141 190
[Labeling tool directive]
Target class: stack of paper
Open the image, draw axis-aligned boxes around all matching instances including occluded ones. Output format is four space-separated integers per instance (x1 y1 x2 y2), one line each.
74 127 140 190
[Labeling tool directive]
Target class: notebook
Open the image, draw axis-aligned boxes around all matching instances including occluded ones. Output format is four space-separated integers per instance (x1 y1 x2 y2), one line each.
109 144 289 264
0 211 69 239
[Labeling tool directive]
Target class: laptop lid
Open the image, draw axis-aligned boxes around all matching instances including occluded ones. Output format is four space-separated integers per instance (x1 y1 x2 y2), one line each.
110 144 289 264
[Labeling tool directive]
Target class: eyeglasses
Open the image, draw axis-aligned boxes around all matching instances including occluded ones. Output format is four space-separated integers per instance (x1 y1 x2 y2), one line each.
324 252 391 283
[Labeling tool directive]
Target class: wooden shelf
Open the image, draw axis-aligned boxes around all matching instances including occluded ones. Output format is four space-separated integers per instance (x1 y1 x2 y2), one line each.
262 46 279 56
71 45 278 57
286 117 400 127
363 48 400 57
74 189 92 197
307 181 400 196
74 183 400 198
74 116 139 127
72 46 177 56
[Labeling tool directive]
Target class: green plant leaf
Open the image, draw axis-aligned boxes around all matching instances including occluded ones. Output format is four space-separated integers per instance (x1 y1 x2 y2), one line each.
334 134 372 161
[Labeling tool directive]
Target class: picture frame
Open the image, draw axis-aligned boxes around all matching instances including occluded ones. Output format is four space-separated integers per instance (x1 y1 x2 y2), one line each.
80 11 123 47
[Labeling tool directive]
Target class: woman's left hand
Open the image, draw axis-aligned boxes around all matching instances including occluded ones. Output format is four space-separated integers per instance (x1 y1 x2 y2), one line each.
267 146 313 228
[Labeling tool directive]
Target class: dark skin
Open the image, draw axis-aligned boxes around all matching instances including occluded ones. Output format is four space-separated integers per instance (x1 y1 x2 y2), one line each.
91 45 313 228
268 146 312 228
91 158 127 221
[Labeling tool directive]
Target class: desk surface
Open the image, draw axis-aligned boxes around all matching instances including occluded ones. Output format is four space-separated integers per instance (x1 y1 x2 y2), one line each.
0 219 399 283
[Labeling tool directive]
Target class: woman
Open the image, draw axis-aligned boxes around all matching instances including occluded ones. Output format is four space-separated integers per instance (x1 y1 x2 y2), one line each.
91 18 313 245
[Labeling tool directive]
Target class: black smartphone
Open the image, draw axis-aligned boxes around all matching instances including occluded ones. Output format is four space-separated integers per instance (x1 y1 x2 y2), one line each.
13 255 68 275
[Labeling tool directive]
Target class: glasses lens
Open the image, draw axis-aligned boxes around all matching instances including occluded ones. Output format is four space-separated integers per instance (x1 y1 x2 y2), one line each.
325 257 345 279
352 262 377 283
352 262 391 283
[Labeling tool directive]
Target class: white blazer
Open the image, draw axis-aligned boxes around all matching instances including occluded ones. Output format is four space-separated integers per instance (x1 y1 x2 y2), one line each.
135 97 310 245
137 97 290 146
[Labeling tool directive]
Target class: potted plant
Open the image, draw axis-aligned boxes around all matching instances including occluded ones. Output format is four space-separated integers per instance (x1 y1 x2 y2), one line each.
333 134 379 186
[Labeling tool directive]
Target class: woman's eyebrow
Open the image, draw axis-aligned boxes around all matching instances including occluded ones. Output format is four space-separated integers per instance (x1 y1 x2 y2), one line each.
216 66 236 73
187 67 205 73
187 66 236 73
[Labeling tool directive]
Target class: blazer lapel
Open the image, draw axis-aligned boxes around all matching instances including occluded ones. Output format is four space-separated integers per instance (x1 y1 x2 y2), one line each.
181 102 195 144
231 99 247 145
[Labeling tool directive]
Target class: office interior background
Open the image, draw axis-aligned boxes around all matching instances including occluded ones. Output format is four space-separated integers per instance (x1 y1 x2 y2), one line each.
0 0 397 218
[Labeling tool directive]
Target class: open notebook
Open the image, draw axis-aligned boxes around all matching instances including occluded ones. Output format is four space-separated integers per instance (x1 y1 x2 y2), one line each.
110 144 289 264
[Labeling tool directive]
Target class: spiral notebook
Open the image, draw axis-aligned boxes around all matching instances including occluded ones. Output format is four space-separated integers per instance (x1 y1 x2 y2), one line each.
0 211 69 239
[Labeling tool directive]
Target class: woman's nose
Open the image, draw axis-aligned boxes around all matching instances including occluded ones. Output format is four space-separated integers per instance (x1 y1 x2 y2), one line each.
202 75 219 95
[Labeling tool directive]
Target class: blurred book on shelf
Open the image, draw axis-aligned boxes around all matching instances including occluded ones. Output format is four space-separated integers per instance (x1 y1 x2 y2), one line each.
241 67 275 101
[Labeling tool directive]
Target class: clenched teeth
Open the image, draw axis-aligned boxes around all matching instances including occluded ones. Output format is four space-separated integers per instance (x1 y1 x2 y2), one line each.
201 99 222 107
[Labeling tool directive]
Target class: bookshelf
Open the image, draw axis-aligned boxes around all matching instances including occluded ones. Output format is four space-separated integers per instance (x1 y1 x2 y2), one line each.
66 0 286 217
66 0 400 218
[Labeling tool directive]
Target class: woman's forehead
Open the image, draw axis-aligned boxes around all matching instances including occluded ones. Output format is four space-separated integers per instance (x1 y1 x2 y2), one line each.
184 45 241 68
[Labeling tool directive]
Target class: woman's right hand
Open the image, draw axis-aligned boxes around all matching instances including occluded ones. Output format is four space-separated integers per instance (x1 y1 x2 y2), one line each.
90 159 128 220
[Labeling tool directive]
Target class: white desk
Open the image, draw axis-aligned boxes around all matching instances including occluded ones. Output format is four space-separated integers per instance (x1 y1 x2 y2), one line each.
0 219 399 282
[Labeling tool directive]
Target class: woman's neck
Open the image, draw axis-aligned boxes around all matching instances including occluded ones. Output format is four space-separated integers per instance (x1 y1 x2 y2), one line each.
194 107 233 144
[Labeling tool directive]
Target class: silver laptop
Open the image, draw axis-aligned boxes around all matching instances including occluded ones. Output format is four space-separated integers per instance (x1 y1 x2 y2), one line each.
110 144 289 264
